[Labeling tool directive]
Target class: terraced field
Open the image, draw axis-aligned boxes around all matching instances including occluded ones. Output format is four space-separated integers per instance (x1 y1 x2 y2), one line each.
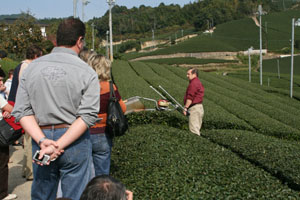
110 60 300 199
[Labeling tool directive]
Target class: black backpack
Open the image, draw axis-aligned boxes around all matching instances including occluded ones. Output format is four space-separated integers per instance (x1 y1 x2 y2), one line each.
106 80 128 138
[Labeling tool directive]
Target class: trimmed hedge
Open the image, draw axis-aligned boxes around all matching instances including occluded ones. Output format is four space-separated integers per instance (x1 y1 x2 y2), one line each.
128 61 253 131
203 129 300 190
160 64 300 140
110 125 300 199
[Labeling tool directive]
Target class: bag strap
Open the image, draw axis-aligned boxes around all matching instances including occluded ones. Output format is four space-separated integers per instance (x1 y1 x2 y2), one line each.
109 80 116 98
109 64 117 98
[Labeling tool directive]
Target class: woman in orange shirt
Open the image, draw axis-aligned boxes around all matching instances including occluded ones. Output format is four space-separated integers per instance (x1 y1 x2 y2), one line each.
80 51 126 176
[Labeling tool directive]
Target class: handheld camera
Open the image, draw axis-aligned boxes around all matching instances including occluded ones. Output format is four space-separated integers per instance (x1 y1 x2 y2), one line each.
33 150 50 165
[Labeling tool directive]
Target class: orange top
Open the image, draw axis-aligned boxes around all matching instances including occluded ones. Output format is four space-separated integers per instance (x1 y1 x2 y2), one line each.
90 81 126 134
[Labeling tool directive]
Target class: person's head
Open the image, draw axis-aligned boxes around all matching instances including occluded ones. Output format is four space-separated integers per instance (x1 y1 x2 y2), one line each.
56 17 86 54
80 175 127 200
187 67 198 81
80 51 111 81
0 68 6 86
26 45 43 60
79 49 97 63
8 69 14 79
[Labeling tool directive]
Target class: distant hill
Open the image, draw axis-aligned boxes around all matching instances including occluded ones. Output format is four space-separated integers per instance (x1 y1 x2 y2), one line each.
89 0 300 41
0 14 26 21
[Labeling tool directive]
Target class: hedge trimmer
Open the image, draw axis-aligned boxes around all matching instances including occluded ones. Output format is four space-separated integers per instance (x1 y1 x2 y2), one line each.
125 85 188 116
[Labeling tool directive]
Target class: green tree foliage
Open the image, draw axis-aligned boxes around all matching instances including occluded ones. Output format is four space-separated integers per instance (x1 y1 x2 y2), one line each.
0 16 43 58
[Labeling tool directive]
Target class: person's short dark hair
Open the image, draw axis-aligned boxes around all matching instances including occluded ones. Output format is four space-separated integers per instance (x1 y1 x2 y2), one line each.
188 67 198 77
8 69 14 77
26 45 43 60
80 175 127 200
56 17 86 47
0 50 7 59
0 68 6 78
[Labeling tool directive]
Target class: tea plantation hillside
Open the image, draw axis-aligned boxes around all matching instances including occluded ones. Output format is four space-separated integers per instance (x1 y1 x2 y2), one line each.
122 10 300 61
228 55 300 99
110 60 300 199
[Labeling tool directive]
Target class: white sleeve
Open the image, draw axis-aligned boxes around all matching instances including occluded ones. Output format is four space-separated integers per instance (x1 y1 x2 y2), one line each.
0 95 8 109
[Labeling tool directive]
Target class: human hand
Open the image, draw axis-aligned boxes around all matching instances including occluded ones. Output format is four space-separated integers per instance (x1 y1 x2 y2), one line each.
40 138 59 149
35 139 64 166
126 190 133 200
2 111 11 118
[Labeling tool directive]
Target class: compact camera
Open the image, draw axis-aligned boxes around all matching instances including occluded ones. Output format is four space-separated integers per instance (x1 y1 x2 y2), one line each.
33 150 50 165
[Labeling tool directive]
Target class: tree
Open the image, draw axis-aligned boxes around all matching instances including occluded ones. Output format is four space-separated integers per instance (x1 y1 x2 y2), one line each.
0 16 43 58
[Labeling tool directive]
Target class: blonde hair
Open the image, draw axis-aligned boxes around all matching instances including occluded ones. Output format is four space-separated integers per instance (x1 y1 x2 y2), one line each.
80 50 111 81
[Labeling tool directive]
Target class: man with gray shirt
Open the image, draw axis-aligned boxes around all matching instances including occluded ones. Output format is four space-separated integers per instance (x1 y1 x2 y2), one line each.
12 18 100 200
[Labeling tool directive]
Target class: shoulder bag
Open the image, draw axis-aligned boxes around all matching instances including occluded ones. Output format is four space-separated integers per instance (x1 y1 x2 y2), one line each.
0 118 22 146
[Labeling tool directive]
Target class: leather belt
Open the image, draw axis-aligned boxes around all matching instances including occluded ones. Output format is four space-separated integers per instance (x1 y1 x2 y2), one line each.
40 124 70 130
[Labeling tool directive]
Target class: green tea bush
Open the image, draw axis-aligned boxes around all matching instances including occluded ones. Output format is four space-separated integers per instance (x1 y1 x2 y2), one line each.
111 125 300 199
129 61 253 131
203 129 300 190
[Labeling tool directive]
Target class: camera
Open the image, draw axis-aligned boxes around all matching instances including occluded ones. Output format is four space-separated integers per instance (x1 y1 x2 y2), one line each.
33 150 50 165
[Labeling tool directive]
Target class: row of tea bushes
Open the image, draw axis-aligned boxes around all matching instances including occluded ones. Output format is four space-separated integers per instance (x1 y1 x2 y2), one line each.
165 65 300 112
203 129 300 189
111 125 300 199
158 64 300 140
125 61 253 131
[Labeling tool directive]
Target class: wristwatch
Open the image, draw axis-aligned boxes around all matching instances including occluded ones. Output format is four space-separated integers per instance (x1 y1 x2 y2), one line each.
38 137 47 146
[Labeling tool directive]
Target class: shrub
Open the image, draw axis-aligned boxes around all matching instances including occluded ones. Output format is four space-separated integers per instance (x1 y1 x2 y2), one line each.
203 129 300 190
111 125 300 199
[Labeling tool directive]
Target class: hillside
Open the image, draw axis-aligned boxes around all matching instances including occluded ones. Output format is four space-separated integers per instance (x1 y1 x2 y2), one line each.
122 9 300 61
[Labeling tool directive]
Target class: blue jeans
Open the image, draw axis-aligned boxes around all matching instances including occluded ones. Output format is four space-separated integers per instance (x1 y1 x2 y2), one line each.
31 128 92 200
90 133 112 176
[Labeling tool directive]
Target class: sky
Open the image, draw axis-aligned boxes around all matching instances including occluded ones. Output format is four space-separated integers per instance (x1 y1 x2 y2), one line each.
1 0 196 21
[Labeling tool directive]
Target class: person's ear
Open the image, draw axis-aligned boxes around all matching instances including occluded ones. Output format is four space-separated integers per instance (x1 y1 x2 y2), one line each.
75 36 82 49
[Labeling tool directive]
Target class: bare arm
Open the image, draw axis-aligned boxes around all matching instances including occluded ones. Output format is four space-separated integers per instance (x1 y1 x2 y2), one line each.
55 117 87 150
2 103 13 113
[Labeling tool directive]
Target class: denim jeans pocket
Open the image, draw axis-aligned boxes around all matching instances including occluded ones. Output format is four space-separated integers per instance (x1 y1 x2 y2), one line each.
61 137 91 165
91 134 112 153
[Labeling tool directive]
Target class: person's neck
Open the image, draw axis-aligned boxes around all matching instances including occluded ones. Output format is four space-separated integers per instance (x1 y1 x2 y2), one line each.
24 59 33 64
59 45 79 55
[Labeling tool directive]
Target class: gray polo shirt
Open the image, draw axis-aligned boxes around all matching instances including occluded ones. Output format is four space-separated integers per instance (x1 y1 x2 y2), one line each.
12 47 100 127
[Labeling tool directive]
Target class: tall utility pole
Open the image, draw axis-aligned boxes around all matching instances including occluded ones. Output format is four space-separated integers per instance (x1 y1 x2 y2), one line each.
107 0 115 62
258 5 263 85
152 29 155 49
248 47 253 83
290 18 295 98
91 22 95 51
106 30 109 59
82 0 90 22
73 0 77 18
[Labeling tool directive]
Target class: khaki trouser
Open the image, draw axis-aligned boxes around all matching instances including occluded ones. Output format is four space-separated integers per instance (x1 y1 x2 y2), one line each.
22 132 33 179
188 104 204 136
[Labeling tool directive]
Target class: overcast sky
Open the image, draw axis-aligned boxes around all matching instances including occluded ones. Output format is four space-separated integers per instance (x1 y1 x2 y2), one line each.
1 0 195 21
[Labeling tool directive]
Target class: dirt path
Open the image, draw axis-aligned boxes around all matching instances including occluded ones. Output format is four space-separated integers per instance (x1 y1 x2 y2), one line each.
8 145 32 200
131 52 239 61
